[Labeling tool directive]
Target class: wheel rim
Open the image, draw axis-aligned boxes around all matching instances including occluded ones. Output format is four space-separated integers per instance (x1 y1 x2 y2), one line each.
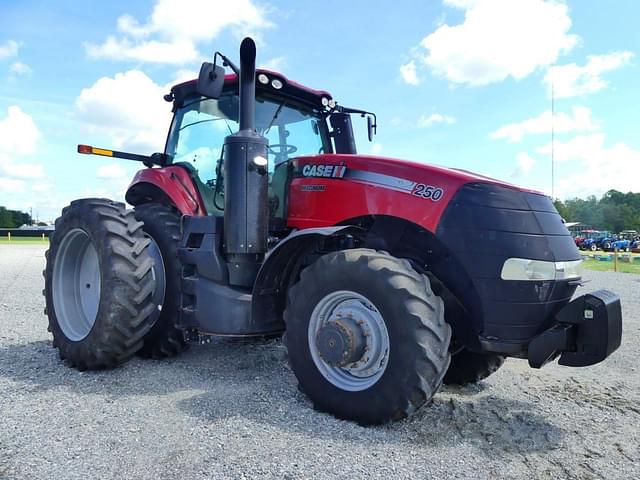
52 229 101 341
147 236 166 325
308 290 390 392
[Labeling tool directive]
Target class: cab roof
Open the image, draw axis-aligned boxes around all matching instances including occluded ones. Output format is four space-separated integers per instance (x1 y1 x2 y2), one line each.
169 69 333 112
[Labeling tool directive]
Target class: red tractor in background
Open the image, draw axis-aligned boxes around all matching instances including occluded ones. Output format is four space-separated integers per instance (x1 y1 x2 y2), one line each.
44 38 622 425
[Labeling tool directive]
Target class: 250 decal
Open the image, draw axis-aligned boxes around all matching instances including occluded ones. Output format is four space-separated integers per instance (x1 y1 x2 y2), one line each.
411 183 444 201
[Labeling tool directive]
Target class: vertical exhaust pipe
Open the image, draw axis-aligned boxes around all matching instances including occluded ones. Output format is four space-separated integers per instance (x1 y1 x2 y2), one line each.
223 37 269 287
238 38 256 132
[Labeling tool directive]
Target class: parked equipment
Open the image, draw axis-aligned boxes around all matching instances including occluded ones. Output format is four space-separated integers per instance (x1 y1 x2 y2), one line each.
43 38 623 425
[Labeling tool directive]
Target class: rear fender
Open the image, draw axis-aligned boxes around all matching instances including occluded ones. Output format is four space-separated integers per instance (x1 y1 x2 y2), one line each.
125 166 207 215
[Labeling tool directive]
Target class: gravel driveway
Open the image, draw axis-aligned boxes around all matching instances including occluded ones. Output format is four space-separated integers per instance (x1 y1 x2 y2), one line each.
1 244 638 479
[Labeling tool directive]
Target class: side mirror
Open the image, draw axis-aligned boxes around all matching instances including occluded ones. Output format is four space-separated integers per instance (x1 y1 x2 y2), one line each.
197 62 225 99
367 115 377 142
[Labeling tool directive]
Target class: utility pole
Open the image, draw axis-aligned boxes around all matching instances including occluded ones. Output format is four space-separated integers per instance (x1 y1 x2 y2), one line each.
550 64 555 200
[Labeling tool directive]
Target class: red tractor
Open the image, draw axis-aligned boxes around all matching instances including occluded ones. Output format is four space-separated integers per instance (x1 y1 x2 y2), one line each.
44 38 622 425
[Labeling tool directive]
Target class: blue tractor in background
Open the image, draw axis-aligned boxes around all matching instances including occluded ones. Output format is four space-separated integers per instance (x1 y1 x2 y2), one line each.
602 231 637 252
580 231 610 251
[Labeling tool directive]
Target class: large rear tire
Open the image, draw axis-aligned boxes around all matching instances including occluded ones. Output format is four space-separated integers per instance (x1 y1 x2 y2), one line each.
133 203 187 358
443 348 505 385
284 249 451 425
44 199 157 370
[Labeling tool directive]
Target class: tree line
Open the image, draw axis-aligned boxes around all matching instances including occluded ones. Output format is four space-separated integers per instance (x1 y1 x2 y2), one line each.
0 206 33 228
554 190 640 233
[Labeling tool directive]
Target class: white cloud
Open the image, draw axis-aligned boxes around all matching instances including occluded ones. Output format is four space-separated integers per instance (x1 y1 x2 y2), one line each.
31 183 53 193
86 37 199 65
417 113 456 128
0 106 45 205
75 70 172 154
535 133 640 198
0 177 25 193
444 0 480 7
0 40 19 59
370 143 383 155
408 0 578 86
490 106 598 143
544 51 634 98
86 0 273 65
0 156 44 179
511 152 536 178
97 163 128 179
9 61 31 76
400 60 420 85
0 106 40 155
260 56 287 72
536 133 605 163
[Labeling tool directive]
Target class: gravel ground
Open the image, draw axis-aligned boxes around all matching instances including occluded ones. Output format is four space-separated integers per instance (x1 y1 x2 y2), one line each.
0 244 638 480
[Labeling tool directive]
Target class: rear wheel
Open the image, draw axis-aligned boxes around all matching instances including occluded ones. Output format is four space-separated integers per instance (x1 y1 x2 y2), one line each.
44 199 157 370
284 249 451 425
133 204 188 358
590 244 597 251
443 348 505 385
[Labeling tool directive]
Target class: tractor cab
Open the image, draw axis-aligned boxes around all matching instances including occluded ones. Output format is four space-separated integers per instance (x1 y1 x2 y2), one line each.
163 72 374 224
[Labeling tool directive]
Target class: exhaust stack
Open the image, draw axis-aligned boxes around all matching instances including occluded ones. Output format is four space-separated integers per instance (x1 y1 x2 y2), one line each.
222 37 269 287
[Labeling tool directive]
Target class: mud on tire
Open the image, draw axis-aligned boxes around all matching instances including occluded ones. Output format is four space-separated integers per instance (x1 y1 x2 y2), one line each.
283 248 451 425
443 348 505 385
43 198 157 370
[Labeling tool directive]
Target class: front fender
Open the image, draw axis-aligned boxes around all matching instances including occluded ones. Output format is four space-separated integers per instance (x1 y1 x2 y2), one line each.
251 226 361 330
125 166 206 215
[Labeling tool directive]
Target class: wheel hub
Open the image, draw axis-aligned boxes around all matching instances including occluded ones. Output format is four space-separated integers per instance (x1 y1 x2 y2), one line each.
308 290 390 392
315 318 366 367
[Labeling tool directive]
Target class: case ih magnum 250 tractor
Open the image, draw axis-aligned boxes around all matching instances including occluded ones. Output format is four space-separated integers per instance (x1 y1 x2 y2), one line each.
44 38 622 425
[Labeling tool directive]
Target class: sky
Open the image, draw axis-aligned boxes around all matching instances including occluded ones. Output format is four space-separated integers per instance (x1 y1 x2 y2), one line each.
0 0 638 222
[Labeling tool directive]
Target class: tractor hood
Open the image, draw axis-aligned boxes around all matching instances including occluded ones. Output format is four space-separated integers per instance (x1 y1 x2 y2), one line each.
288 152 554 233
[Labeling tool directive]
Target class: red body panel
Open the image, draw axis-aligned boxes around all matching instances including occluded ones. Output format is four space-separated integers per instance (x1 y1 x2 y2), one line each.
287 154 527 232
127 166 207 216
128 155 534 234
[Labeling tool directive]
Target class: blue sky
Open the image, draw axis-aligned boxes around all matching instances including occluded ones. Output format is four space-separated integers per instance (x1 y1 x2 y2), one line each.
0 0 638 221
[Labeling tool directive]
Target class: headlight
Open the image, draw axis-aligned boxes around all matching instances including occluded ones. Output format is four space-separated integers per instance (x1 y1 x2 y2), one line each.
271 79 283 89
258 74 269 85
501 258 582 281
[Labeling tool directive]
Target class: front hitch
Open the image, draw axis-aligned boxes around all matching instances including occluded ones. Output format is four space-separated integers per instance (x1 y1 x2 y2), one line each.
528 289 622 368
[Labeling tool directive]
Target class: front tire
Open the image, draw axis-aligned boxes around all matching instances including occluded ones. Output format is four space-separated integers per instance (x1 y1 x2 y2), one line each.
133 204 188 359
284 249 451 425
44 199 157 370
443 348 505 385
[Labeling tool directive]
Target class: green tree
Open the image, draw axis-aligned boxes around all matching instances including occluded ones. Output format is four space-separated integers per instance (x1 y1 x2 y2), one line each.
0 206 32 228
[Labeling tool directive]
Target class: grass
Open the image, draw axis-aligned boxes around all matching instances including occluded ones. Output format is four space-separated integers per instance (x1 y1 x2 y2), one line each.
0 236 49 245
580 253 640 274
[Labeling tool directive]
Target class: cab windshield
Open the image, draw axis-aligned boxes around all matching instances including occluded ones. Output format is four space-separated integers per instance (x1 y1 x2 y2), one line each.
165 93 331 183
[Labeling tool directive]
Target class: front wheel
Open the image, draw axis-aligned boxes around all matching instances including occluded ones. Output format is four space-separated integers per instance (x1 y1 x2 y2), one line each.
443 348 505 385
283 249 451 425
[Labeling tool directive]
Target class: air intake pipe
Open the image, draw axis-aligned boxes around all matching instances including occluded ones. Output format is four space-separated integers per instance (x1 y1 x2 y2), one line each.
223 37 269 287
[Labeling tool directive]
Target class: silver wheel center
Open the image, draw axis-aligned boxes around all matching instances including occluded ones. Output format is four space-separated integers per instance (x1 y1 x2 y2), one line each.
308 290 390 392
52 229 101 341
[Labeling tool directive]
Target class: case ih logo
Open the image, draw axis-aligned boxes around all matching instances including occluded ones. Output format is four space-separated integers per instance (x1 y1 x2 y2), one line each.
302 164 346 178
